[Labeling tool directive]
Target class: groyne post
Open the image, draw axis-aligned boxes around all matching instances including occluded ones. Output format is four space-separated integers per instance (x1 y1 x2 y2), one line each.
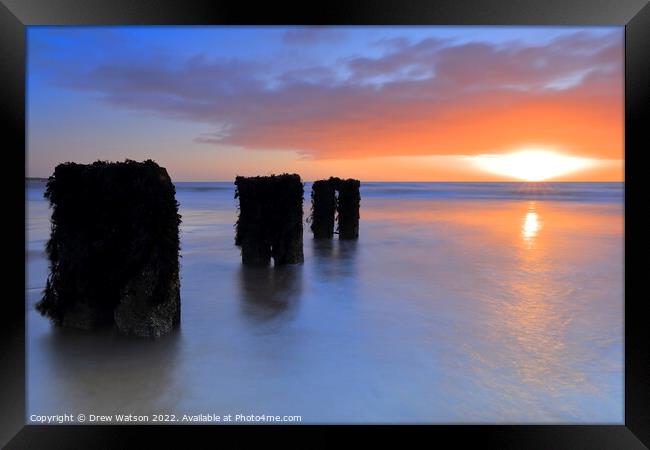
234 176 273 265
235 174 304 266
36 160 182 338
310 178 337 238
336 178 361 240
310 177 360 240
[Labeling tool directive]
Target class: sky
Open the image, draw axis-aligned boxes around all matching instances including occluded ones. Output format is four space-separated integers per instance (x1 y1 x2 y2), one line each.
27 26 624 182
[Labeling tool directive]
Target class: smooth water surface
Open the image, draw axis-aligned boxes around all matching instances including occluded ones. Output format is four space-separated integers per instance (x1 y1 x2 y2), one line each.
26 181 624 423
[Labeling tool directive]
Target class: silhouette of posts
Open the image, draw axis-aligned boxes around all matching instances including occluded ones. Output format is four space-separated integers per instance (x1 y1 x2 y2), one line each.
234 176 272 265
310 179 337 238
336 178 361 239
310 177 360 240
36 160 182 338
235 174 304 266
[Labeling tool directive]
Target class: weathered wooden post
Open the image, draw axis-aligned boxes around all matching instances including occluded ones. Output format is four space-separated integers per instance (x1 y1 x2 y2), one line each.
235 173 304 266
234 176 273 265
336 178 361 239
269 174 304 265
35 160 182 338
310 177 360 240
310 178 337 238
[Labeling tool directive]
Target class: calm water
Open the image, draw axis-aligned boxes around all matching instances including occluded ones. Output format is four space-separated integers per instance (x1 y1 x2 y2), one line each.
26 181 624 423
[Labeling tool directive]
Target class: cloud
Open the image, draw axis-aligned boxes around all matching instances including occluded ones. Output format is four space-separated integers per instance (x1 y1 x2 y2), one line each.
31 30 623 161
193 124 234 144
345 38 447 84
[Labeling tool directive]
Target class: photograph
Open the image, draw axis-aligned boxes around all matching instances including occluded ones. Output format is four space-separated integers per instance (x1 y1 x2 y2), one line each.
24 25 625 426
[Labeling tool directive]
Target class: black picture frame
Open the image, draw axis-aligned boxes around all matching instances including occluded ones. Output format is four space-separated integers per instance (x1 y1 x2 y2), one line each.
1 0 648 447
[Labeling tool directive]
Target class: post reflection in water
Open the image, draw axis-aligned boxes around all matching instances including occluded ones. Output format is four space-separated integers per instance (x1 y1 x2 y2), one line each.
236 265 303 325
311 238 359 282
32 326 182 415
312 237 335 260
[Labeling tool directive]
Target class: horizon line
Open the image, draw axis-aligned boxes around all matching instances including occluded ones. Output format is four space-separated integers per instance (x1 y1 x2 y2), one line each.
25 177 625 183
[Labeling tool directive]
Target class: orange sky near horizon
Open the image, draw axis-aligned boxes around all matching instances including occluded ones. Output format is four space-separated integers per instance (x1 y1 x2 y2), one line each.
160 151 623 182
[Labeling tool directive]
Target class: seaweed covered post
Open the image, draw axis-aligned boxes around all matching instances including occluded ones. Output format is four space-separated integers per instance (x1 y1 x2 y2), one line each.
310 177 361 240
35 160 182 338
269 174 305 265
336 178 361 240
235 174 304 266
310 179 337 238
234 176 273 265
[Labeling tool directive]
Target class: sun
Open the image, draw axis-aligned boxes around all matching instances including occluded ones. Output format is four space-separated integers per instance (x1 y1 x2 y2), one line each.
472 149 594 182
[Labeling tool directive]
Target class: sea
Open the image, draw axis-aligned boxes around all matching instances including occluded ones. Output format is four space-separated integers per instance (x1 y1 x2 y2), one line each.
25 181 624 423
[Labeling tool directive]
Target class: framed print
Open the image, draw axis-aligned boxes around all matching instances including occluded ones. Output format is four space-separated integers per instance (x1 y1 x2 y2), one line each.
1 0 648 448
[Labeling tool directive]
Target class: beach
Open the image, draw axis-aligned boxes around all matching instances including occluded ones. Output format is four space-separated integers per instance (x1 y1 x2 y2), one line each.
26 181 624 423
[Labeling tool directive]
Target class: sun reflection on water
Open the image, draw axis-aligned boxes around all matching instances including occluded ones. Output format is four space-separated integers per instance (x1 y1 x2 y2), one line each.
522 202 541 247
502 201 589 392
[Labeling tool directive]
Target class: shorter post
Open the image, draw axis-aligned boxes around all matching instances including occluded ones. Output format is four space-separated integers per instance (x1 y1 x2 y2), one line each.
235 176 273 265
310 179 337 238
269 174 304 265
235 174 304 266
336 178 360 239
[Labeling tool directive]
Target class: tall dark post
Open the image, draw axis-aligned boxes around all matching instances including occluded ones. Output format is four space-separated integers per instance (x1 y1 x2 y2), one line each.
234 176 273 265
310 179 337 238
235 174 304 266
36 160 182 338
336 178 361 240
269 174 304 265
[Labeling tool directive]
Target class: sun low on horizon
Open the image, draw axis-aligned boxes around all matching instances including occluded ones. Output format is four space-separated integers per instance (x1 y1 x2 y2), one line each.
471 148 598 182
26 26 624 182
